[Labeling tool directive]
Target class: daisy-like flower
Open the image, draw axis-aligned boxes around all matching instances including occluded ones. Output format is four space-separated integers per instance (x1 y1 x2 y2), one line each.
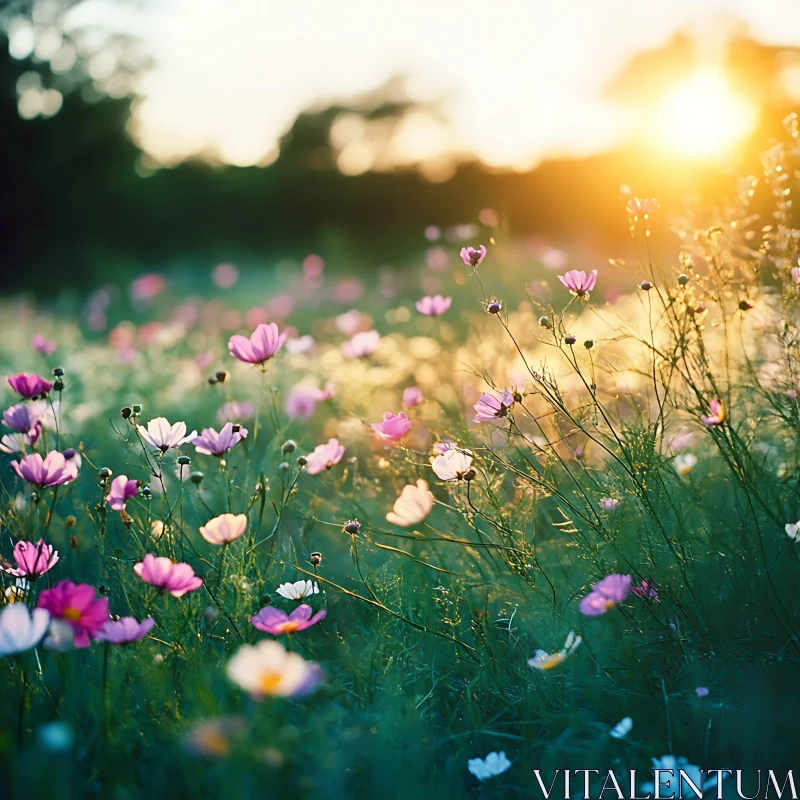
631 579 659 600
304 438 345 475
673 453 697 475
700 398 726 427
0 603 50 656
579 574 631 616
251 604 326 635
609 717 634 739
460 245 487 268
106 475 139 512
558 269 598 297
473 390 514 422
341 330 380 358
1 432 34 454
371 411 412 443
275 580 319 600
786 520 800 542
415 295 452 317
4 539 59 579
228 322 288 366
36 580 110 648
94 616 155 645
528 630 582 671
134 554 203 597
137 417 197 453
599 497 620 511
199 513 248 545
625 197 660 218
386 479 434 527
226 639 323 698
467 752 511 782
7 373 52 399
12 451 79 488
431 447 473 482
192 423 248 457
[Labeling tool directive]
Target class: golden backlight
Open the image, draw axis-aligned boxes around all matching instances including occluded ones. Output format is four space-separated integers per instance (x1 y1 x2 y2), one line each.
653 68 758 159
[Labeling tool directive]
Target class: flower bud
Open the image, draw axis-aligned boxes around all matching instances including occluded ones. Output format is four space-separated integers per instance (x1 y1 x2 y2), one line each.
52 367 65 377
207 376 218 385
310 552 322 566
738 299 753 311
132 404 143 415
215 371 229 384
538 315 550 328
190 471 204 485
53 377 64 392
343 519 361 534
177 455 191 466
584 340 594 349
678 273 690 286
487 300 502 314
282 439 297 454
120 407 133 420
565 335 576 345
65 515 76 528
278 461 290 472
297 456 308 467
463 469 476 482
640 281 653 291
141 485 152 498
98 467 113 479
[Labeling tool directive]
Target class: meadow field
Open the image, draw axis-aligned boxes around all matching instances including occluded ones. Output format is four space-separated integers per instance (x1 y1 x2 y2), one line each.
2 121 800 798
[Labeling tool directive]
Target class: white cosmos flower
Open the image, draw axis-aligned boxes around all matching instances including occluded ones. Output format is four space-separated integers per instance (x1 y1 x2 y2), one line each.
386 479 434 527
226 640 322 698
137 417 197 453
467 751 511 781
431 448 473 482
528 630 582 671
275 580 319 600
786 521 800 542
673 453 697 475
199 513 248 545
609 716 634 739
0 603 50 656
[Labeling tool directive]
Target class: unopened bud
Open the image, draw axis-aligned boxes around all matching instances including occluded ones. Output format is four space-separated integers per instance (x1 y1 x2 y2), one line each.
310 552 322 566
132 404 143 415
120 407 132 419
538 315 550 328
463 469 476 482
215 371 229 384
640 281 653 291
584 340 594 349
677 273 690 286
297 456 308 467
53 377 64 392
52 367 65 377
190 471 204 485
278 461 290 472
738 299 753 311
177 455 191 466
98 467 113 479
565 335 576 345
487 300 502 314
282 439 297 454
343 519 361 535
141 486 152 498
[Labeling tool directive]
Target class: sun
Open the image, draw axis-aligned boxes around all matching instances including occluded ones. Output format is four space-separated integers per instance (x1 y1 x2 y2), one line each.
652 68 758 160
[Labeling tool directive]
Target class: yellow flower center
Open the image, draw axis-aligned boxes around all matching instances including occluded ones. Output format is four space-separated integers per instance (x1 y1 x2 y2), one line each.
259 671 283 694
541 653 565 671
62 607 81 621
605 599 617 611
279 621 301 633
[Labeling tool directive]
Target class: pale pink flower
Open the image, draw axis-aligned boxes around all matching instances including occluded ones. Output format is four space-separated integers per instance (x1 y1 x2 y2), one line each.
342 330 380 358
386 479 434 527
250 604 326 635
12 451 79 487
107 475 139 512
579 574 631 616
0 604 50 656
216 401 254 425
431 448 473 481
134 554 203 597
4 539 58 579
558 270 598 297
227 322 288 365
32 334 57 355
285 335 315 355
371 411 412 443
285 382 332 420
474 390 514 423
415 295 452 317
193 423 248 457
402 387 423 407
460 245 487 267
3 403 44 438
792 267 800 285
227 640 323 698
700 398 725 427
95 616 155 645
304 439 345 475
137 417 197 453
199 513 248 545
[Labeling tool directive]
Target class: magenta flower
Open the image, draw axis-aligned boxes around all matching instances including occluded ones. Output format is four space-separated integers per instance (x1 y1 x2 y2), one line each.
473 390 514 422
304 438 345 475
251 604 326 635
7 373 52 399
134 554 203 598
371 411 413 443
4 539 59 579
558 270 598 297
341 330 380 358
3 403 43 437
32 334 57 356
460 245 487 267
36 580 110 648
95 616 155 645
193 422 248 457
631 580 659 600
403 387 423 407
416 295 452 317
12 451 79 488
228 322 288 366
106 475 140 512
579 574 631 616
700 398 726 427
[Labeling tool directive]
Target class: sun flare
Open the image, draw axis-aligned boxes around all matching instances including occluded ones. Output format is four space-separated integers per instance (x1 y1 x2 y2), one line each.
653 68 758 159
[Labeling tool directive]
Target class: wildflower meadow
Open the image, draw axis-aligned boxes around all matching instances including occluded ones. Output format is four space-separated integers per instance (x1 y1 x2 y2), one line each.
4 118 800 798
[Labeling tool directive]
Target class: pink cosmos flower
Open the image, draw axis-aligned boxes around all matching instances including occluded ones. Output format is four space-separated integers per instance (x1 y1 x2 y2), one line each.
631 580 659 600
403 387 423 407
700 398 726 427
474 390 514 422
7 373 52 399
558 270 598 297
579 574 631 616
416 295 452 317
792 267 800 285
95 616 155 645
107 475 140 512
228 322 288 365
460 245 487 267
193 423 248 457
432 440 456 455
4 539 59 579
134 554 203 598
36 580 110 648
251 604 326 635
12 451 79 487
32 334 58 356
285 382 334 421
3 403 43 437
341 330 380 358
304 439 345 475
371 411 412 443
216 401 254 425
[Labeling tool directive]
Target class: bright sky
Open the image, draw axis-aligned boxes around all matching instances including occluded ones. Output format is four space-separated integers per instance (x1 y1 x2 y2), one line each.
64 0 800 169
